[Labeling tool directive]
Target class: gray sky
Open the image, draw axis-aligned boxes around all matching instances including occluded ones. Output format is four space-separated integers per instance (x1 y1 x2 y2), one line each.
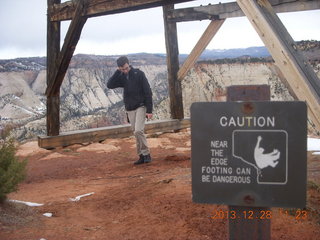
0 0 319 59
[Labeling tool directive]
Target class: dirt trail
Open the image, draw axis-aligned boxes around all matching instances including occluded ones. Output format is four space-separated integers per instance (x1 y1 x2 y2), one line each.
1 130 319 240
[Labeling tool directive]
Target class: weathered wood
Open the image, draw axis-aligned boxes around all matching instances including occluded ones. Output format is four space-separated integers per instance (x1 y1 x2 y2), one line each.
46 95 60 136
163 4 184 119
178 19 225 82
38 119 190 149
46 0 88 97
168 0 320 22
227 85 271 240
237 0 320 132
47 0 61 136
228 206 271 240
227 85 271 102
49 0 196 21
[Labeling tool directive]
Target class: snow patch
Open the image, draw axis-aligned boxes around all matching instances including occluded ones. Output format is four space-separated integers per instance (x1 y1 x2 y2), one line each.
43 213 53 217
308 137 320 152
9 199 44 207
69 192 95 202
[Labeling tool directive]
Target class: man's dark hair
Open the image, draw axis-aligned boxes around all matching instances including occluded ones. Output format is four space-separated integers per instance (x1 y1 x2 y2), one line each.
117 56 129 67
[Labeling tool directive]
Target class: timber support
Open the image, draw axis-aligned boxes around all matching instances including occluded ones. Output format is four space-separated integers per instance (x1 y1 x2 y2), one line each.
39 119 190 149
47 0 61 136
46 0 88 136
43 0 320 146
178 19 225 82
236 0 320 131
163 4 184 119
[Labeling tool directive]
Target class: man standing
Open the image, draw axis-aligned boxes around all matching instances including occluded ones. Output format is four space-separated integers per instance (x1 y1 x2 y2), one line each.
107 56 153 165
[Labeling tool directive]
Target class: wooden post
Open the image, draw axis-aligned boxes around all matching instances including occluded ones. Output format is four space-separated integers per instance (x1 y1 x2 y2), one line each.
46 0 88 97
47 0 61 136
46 0 88 136
163 4 184 120
236 0 320 132
227 85 271 240
178 19 225 82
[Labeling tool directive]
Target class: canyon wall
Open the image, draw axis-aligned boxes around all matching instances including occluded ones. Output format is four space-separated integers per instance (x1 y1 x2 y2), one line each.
1 49 319 140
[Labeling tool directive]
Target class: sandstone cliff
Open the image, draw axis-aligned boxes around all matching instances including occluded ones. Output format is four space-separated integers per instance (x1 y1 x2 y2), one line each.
0 41 319 140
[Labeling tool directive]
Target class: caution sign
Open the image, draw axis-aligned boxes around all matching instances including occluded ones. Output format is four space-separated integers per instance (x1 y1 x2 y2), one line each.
191 101 307 208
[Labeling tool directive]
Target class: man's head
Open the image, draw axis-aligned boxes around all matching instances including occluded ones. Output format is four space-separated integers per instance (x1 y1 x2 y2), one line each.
117 56 130 74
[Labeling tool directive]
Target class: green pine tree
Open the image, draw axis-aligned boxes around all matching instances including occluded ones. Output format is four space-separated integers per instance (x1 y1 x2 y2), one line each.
0 139 27 203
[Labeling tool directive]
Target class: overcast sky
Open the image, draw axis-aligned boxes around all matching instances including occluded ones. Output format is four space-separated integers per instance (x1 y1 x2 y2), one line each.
0 0 319 59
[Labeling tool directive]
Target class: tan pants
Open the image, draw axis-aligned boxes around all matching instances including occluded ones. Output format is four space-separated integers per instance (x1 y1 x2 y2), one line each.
127 106 150 156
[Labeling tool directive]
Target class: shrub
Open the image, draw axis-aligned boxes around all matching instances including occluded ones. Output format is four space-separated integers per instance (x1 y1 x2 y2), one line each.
0 139 27 203
0 123 16 140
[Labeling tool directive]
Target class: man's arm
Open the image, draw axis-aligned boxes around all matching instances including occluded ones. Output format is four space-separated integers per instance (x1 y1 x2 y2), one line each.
107 70 124 89
141 71 153 115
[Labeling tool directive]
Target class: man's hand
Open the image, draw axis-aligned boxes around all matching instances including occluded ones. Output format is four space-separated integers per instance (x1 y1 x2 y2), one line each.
146 113 153 120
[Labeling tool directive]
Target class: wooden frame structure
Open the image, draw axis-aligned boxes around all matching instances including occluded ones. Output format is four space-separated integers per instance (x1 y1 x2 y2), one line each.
41 0 320 148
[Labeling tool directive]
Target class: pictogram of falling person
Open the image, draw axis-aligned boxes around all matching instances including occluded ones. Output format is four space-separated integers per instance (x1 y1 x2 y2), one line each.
254 136 281 169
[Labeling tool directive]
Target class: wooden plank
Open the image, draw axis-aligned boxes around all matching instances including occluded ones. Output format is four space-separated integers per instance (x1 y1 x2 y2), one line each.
178 19 225 82
163 4 184 119
227 85 271 240
168 0 320 22
236 0 320 132
47 0 61 136
46 0 88 97
38 119 190 149
49 0 196 21
226 84 270 102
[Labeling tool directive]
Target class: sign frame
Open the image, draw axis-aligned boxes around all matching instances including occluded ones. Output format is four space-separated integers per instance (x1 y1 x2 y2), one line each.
191 101 307 208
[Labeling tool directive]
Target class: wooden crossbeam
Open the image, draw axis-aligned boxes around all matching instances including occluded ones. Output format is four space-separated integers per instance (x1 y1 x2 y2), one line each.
178 19 225 82
38 119 190 149
168 0 320 22
49 0 196 21
237 0 320 131
46 0 88 97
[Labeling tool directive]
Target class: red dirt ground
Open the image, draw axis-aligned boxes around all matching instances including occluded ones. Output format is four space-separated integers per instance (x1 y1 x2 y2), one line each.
1 129 319 240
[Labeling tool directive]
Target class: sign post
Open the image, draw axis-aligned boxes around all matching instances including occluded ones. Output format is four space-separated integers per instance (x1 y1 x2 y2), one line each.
228 85 271 240
191 85 307 239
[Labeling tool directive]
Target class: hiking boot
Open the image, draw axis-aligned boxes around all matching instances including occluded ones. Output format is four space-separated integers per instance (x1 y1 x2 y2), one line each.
134 154 145 165
144 154 152 163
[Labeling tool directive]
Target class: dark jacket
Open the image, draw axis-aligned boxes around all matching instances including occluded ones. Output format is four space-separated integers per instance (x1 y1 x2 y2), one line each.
107 66 153 113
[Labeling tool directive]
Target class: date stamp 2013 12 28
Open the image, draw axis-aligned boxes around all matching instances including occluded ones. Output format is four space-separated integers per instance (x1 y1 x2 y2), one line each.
210 208 308 220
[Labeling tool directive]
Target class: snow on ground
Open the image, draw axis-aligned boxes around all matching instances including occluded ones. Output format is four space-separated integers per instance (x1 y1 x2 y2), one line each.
308 137 320 155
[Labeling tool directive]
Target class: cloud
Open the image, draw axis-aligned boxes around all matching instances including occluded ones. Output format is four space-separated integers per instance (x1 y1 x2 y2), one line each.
79 7 164 41
0 0 319 59
279 11 320 41
0 0 46 50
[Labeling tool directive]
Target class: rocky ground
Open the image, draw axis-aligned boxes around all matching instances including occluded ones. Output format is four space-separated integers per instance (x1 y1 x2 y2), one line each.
0 129 320 240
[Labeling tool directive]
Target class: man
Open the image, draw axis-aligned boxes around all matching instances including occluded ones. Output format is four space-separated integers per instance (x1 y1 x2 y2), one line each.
107 56 153 165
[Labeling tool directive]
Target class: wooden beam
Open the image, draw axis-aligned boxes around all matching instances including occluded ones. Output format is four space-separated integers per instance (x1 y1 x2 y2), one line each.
47 0 61 136
163 4 184 119
168 0 320 22
38 119 190 149
49 0 196 21
46 0 88 97
236 0 320 131
178 19 225 82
